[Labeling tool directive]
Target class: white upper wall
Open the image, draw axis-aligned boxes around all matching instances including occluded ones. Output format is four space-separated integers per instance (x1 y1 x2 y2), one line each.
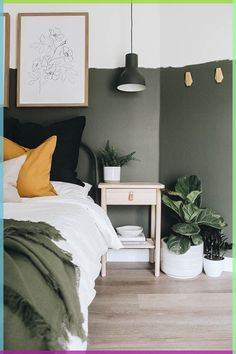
160 4 232 67
4 3 232 69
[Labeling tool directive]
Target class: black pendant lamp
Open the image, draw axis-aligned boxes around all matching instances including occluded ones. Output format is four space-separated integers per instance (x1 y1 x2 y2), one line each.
117 2 146 92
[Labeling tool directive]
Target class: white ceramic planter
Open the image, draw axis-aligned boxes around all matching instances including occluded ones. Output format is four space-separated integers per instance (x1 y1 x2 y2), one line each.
104 166 121 183
161 239 203 279
203 257 224 277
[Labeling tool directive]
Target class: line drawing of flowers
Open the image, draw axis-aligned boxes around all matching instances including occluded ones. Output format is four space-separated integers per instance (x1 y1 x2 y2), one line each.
28 27 78 94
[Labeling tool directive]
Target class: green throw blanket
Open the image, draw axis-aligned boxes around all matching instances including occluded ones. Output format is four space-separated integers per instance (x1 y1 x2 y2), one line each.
4 219 86 350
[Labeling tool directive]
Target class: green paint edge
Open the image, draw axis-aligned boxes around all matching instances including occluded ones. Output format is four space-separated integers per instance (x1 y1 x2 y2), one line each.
3 0 233 3
234 1 236 352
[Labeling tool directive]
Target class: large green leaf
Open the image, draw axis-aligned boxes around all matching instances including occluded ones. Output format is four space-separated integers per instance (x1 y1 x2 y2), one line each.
186 191 202 205
166 190 185 199
172 223 200 236
175 176 202 203
196 208 227 229
181 203 199 223
191 234 203 245
166 234 191 255
162 194 183 218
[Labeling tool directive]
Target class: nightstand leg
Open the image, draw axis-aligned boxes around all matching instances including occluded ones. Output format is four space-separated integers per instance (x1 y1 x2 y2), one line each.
101 254 107 277
149 205 156 263
101 190 107 277
155 191 161 277
149 249 154 263
151 205 156 238
154 249 160 277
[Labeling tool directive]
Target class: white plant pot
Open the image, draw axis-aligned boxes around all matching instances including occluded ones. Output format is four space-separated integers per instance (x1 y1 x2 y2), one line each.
161 239 203 279
203 257 224 277
104 166 121 183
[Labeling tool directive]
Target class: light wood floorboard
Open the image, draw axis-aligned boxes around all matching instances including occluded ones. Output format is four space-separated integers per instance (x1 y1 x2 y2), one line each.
88 262 232 350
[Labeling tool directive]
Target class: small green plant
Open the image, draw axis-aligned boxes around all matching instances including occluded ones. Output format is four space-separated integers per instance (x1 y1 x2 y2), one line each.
162 175 227 255
97 140 138 167
204 233 226 261
202 226 232 260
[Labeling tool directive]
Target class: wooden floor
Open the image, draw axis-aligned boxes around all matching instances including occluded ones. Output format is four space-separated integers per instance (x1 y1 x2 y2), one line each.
88 262 232 350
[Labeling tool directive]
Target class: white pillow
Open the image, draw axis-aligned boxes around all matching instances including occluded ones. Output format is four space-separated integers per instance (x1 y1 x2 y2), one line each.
4 155 27 202
51 181 92 199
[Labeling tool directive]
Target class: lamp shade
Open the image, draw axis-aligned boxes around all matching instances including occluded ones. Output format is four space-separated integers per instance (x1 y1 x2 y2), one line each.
117 53 146 92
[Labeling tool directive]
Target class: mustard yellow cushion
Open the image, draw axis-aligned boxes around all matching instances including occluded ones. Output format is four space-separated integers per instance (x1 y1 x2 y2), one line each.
4 137 57 197
4 137 29 160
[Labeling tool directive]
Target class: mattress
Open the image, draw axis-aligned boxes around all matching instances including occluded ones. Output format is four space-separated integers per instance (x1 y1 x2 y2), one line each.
4 184 122 349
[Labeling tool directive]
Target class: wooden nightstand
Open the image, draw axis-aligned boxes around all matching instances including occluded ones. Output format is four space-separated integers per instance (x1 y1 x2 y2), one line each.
98 182 165 277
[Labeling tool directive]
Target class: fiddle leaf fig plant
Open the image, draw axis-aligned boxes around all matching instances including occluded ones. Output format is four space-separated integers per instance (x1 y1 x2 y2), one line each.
162 175 227 255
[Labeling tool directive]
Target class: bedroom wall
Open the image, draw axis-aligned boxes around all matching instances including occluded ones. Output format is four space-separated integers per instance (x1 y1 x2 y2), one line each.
4 3 232 68
4 3 232 259
160 60 232 240
5 68 160 238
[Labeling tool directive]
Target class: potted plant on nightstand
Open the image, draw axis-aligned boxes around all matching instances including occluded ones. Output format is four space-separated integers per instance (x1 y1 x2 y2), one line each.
161 175 227 279
202 227 231 277
97 140 138 183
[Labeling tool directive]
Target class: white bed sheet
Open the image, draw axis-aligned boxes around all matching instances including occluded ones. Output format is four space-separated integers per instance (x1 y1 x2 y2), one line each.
4 194 122 350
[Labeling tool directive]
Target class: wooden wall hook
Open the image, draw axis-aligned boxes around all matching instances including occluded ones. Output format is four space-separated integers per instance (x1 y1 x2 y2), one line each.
185 71 193 87
215 67 224 84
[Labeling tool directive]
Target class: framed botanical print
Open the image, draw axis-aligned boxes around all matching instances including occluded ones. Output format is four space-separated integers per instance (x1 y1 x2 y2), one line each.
3 13 10 107
17 13 89 107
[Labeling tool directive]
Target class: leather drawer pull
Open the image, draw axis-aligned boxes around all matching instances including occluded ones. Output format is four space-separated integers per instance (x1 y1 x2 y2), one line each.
128 191 134 201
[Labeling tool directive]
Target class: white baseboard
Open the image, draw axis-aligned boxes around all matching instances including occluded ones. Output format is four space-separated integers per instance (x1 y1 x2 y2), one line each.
108 249 149 262
108 249 233 271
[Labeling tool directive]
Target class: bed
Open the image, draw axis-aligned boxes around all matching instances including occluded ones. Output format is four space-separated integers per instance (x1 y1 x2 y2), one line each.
3 116 122 350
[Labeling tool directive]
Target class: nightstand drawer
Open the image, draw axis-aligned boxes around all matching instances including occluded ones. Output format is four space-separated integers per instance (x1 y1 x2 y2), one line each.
106 188 156 205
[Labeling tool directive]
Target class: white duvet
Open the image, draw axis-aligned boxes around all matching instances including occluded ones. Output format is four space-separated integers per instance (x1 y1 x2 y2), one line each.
4 182 122 350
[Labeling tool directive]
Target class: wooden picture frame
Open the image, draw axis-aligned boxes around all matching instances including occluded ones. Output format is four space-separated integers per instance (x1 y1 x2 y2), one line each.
4 13 10 107
17 13 89 107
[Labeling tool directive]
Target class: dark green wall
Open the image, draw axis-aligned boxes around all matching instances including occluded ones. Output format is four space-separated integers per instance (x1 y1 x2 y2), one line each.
5 61 231 238
160 60 232 238
5 68 160 234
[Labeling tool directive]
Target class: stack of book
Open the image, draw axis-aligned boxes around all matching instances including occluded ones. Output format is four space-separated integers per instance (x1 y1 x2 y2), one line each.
118 232 146 245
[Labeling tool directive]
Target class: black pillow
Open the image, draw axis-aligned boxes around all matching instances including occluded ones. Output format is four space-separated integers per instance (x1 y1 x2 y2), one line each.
4 116 85 186
4 116 19 141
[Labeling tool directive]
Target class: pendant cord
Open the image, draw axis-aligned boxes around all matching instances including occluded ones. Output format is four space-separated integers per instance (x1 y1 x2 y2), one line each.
131 1 133 53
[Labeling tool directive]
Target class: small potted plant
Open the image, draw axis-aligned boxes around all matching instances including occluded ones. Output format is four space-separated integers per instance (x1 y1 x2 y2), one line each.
97 140 138 183
203 227 230 277
161 175 227 279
